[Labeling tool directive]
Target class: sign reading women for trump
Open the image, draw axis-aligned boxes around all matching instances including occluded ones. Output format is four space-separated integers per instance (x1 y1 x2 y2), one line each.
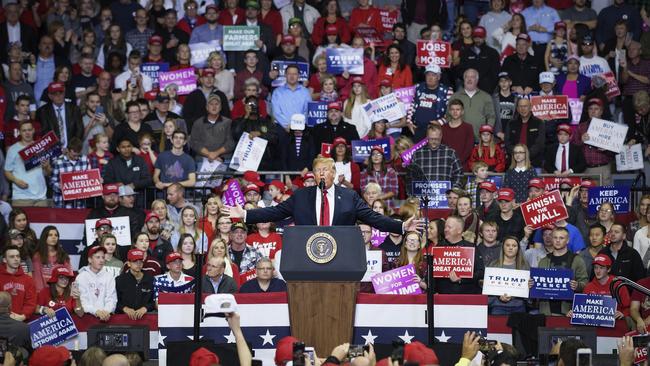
371 264 422 295
394 86 415 111
326 48 364 75
482 267 530 298
351 138 391 163
569 98 583 125
362 93 405 123
587 186 630 215
520 190 568 229
229 133 268 172
29 308 78 348
416 41 451 67
159 68 197 95
530 95 569 120
585 118 628 153
399 138 427 166
529 268 574 300
431 247 475 278
221 179 245 207
570 294 617 328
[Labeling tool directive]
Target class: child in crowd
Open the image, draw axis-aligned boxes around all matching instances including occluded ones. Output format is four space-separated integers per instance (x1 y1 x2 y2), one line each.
503 144 537 204
267 180 288 206
87 133 113 174
468 125 506 172
465 162 491 208
138 133 157 176
318 74 339 102
544 21 569 75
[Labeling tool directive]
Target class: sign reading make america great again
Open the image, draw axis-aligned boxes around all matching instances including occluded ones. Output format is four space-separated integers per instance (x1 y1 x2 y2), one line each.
430 247 475 278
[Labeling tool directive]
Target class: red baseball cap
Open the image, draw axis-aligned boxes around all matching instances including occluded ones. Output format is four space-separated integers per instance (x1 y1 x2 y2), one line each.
144 91 157 101
103 184 119 195
404 341 439 365
275 336 300 366
472 26 486 38
190 347 220 366
244 183 260 194
586 98 604 107
269 180 285 192
201 67 216 77
243 170 265 187
556 124 571 135
593 254 612 268
29 345 72 366
281 34 295 45
127 249 145 262
304 172 315 181
581 179 596 188
48 82 65 93
47 266 75 283
478 181 497 192
145 212 160 223
479 124 493 134
528 178 544 189
166 252 183 264
327 101 342 111
371 146 384 155
351 76 363 84
95 218 113 229
516 33 531 43
379 79 391 87
560 178 573 186
325 24 338 36
205 3 219 12
149 35 163 45
88 246 107 258
332 136 348 147
497 188 515 201
555 21 567 30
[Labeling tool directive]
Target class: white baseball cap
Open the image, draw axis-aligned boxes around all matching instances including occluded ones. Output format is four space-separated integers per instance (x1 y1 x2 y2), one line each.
425 64 441 74
539 72 555 84
290 114 306 131
204 294 237 314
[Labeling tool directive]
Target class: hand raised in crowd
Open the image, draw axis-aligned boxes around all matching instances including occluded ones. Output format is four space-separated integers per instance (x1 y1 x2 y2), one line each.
617 336 635 366
460 331 480 361
330 343 349 362
449 270 461 283
569 280 578 291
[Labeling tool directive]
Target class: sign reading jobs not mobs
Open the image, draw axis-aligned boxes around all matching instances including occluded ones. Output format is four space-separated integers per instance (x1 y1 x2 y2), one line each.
371 264 422 295
529 267 574 300
482 267 530 298
531 95 569 120
570 294 617 328
520 190 568 230
430 247 475 279
585 118 629 153
411 181 451 209
587 186 630 216
60 169 102 201
326 48 364 75
416 40 451 67
29 308 78 348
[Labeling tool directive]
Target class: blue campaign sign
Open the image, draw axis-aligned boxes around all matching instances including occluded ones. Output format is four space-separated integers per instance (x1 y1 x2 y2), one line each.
529 267 574 300
570 293 617 328
326 48 364 75
270 61 309 87
140 62 169 85
412 181 451 208
29 308 79 348
351 138 391 163
587 186 631 216
307 101 328 127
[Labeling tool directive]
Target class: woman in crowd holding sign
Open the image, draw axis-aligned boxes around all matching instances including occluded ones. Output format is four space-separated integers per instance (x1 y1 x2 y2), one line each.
332 137 361 191
32 226 73 293
377 45 413 90
395 231 427 290
36 266 84 318
487 236 529 315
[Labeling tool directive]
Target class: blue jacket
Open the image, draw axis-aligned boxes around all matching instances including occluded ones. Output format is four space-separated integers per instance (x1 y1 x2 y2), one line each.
554 73 592 98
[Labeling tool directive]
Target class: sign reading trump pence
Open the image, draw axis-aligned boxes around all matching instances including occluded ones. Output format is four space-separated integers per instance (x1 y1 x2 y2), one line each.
531 95 569 120
482 267 530 298
520 190 568 230
585 118 628 153
529 268 574 300
371 264 422 295
570 294 617 328
430 247 475 278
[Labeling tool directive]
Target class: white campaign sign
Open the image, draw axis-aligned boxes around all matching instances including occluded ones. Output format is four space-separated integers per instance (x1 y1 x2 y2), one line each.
85 216 131 246
585 118 628 153
228 133 268 172
362 93 406 123
616 143 645 171
482 267 530 298
362 250 383 282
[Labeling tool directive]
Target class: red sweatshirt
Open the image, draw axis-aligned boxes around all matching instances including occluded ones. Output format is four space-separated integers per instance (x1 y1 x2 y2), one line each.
0 263 37 316
583 275 630 316
441 121 475 168
247 232 283 258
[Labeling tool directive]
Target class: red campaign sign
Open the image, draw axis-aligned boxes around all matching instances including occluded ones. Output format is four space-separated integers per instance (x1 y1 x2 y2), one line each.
60 169 103 201
356 27 383 45
18 131 59 160
499 44 515 64
321 143 332 158
625 331 648 364
415 41 451 67
602 71 621 99
542 177 581 192
520 190 569 229
531 95 569 120
241 269 257 282
379 9 398 32
430 246 475 279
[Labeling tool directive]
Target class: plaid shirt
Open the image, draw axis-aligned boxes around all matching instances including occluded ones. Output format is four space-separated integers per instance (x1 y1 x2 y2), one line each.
360 168 399 209
410 144 464 188
87 151 114 175
228 244 263 273
574 120 614 166
51 154 90 208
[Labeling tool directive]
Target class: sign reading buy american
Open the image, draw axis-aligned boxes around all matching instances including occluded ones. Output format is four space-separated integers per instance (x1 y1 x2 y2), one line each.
430 246 475 278
520 190 568 229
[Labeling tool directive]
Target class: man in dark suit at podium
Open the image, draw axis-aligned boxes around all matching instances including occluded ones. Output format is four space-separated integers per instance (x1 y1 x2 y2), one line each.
223 157 422 234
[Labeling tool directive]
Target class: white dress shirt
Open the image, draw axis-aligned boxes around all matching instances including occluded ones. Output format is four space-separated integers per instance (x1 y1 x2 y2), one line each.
315 186 335 226
7 22 20 44
555 142 570 172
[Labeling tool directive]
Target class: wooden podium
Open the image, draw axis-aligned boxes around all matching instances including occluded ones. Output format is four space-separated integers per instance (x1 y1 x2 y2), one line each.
281 226 366 355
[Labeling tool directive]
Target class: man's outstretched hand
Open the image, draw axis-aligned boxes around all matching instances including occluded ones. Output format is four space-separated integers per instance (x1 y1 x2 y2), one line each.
221 204 246 219
403 216 425 233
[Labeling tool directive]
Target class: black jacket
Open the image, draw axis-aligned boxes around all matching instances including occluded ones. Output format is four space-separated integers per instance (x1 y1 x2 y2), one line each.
282 130 316 171
0 313 31 352
401 0 447 27
182 88 230 131
504 116 546 167
102 155 153 190
544 142 587 174
37 102 84 144
232 116 279 170
434 239 485 294
0 22 37 63
202 274 238 294
311 120 360 155
599 243 646 282
501 53 543 91
459 44 500 94
115 271 156 313
148 237 174 270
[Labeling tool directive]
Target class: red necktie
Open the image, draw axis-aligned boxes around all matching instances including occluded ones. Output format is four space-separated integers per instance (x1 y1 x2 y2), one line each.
561 145 567 172
321 190 330 226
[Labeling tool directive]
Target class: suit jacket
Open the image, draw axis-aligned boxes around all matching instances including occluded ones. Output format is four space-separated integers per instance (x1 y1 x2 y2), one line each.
202 274 238 294
544 142 587 174
37 102 83 144
0 22 37 63
504 116 545 167
246 185 404 233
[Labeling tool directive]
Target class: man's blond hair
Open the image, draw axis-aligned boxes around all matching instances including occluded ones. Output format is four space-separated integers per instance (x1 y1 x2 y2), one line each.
313 156 336 171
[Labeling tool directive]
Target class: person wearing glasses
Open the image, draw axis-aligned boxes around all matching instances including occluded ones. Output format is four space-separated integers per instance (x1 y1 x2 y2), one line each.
238 258 286 293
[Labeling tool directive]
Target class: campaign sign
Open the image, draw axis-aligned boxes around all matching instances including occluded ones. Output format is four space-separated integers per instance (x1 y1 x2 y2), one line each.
307 101 328 127
625 331 649 364
602 71 621 99
85 216 131 246
587 186 630 216
240 268 257 282
320 143 332 157
29 308 78 348
529 267 574 300
362 250 383 282
412 181 451 209
379 9 398 33
271 61 309 87
356 27 382 44
520 190 569 230
221 179 245 208
542 176 581 192
482 267 530 298
400 137 427 167
568 98 583 125
531 95 569 120
351 138 391 163
430 247 475 279
570 294 617 328
229 133 268 172
415 41 451 67
371 264 422 295
585 118 628 153
616 144 644 171
159 68 197 95
60 169 102 201
326 48 364 75
362 93 405 123
189 41 221 67
394 86 415 111
223 26 260 51
140 62 169 85
371 228 388 247
19 131 62 170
